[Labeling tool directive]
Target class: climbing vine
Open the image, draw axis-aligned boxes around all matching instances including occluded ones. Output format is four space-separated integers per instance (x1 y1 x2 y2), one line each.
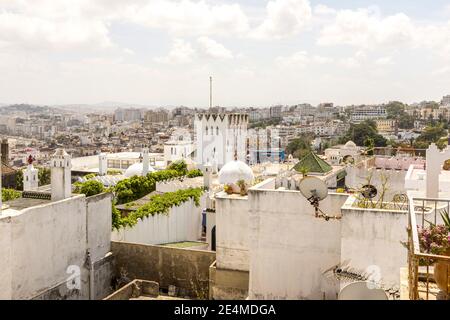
113 187 204 229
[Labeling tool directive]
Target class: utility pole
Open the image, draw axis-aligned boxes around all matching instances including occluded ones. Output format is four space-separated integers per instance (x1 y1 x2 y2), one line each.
209 76 212 109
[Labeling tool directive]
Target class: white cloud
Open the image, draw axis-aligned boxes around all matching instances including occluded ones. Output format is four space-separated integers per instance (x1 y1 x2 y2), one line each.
374 56 393 66
251 0 312 39
126 0 250 37
0 0 112 50
154 39 195 64
317 8 415 48
197 37 233 59
276 51 332 68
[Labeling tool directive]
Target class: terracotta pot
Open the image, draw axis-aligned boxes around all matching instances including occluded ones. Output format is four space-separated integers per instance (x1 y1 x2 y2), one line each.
434 249 450 294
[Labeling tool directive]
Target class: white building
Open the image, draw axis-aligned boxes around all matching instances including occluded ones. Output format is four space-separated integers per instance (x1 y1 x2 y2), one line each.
351 106 387 122
324 141 362 165
163 129 194 166
195 113 248 171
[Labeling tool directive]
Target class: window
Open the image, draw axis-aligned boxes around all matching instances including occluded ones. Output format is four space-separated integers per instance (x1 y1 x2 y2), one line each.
206 126 208 135
216 126 219 135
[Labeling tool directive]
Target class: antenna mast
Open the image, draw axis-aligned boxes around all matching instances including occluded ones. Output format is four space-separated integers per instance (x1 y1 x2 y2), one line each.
209 76 212 109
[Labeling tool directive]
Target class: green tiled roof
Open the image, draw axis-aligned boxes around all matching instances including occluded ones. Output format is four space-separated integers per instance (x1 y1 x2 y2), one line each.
293 152 332 174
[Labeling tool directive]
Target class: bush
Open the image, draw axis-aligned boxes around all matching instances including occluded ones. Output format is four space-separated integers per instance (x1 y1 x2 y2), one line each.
2 188 21 202
113 167 203 205
186 169 203 178
76 180 105 197
167 160 188 175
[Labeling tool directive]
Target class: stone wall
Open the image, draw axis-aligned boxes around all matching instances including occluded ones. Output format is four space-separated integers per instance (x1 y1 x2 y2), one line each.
111 241 215 299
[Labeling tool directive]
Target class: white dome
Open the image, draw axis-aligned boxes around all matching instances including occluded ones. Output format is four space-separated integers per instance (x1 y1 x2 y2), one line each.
124 162 156 178
218 160 254 185
344 140 357 149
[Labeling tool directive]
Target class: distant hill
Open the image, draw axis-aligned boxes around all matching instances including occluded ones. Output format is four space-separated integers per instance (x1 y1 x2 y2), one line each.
0 104 62 115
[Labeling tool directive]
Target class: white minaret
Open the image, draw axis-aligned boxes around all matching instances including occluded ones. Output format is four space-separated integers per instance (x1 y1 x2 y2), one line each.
142 147 149 176
98 153 107 176
50 148 72 201
23 156 39 191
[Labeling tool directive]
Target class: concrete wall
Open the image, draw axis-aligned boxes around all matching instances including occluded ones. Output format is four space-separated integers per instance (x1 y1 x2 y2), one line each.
346 166 407 201
248 183 347 300
340 197 408 288
0 216 12 299
215 193 250 272
111 194 205 245
209 262 249 300
0 193 113 300
111 241 216 299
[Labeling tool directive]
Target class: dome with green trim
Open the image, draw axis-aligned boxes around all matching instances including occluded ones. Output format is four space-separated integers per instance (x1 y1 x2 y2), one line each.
293 151 332 175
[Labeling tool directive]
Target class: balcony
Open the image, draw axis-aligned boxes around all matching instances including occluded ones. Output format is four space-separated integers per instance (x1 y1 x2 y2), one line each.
407 196 450 300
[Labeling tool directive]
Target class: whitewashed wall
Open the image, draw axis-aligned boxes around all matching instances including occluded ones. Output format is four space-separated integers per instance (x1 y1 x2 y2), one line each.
0 193 112 299
155 177 203 193
248 183 347 300
340 196 408 289
215 193 250 272
0 214 12 299
345 166 407 201
112 194 206 245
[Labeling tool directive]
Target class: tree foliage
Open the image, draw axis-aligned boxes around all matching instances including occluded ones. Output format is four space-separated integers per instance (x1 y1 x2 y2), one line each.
339 120 387 147
286 134 313 159
414 125 448 149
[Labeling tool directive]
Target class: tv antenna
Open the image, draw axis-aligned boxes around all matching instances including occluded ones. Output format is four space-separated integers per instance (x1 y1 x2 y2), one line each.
299 176 341 221
209 76 212 109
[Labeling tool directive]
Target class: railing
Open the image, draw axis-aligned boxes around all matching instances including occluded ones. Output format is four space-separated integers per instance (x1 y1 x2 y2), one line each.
407 197 450 300
373 147 427 158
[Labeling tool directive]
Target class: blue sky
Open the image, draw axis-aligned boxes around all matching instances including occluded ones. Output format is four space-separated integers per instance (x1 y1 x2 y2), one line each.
0 0 449 107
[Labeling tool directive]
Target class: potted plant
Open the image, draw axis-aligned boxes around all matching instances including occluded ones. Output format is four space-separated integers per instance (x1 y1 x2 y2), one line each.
236 179 247 196
444 159 450 171
223 184 233 195
418 211 450 293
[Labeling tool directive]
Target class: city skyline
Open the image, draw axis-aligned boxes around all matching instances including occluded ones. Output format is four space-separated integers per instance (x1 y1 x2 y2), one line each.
1 0 450 107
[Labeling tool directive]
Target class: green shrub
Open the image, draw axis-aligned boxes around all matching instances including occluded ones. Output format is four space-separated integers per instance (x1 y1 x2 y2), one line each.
76 180 105 197
2 188 21 202
83 173 97 180
113 167 203 205
186 169 203 178
114 188 203 229
167 160 188 175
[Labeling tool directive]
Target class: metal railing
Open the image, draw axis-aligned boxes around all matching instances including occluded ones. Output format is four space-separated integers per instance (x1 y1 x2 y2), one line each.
407 197 450 300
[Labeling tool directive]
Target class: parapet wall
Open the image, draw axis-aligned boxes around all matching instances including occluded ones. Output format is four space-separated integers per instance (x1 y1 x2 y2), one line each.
111 241 216 299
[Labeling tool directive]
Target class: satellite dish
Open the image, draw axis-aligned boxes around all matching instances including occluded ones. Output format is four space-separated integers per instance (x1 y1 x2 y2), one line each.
361 184 377 199
342 155 355 164
338 281 388 300
299 176 329 201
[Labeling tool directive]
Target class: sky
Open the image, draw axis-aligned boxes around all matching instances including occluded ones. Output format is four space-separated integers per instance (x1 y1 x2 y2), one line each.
0 0 450 108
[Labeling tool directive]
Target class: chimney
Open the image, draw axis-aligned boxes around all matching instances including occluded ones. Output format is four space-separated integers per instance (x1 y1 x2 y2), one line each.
142 147 149 176
203 163 212 190
50 148 72 201
98 153 108 176
1 139 9 165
